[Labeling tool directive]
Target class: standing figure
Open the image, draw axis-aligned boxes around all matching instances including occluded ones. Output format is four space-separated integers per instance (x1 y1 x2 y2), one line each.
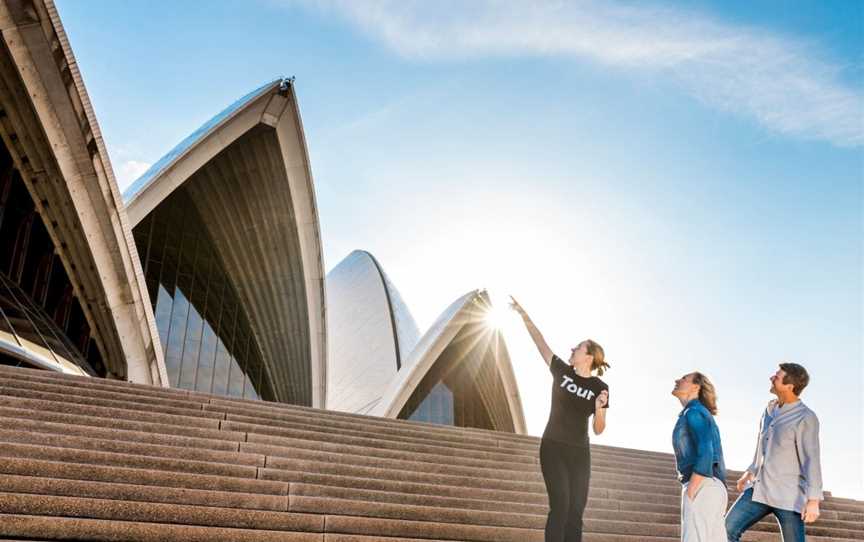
672 372 728 541
725 364 822 542
510 296 609 542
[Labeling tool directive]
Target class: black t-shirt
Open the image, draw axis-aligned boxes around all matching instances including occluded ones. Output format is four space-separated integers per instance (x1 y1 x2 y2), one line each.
542 355 609 447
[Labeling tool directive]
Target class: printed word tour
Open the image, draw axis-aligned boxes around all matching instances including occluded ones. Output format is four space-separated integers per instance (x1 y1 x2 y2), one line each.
561 375 596 400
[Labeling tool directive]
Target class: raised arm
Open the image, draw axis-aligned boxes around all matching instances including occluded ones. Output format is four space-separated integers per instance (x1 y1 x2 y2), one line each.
509 296 554 366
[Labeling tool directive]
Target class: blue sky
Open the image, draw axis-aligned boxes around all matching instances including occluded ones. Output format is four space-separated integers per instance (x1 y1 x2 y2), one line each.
56 1 862 498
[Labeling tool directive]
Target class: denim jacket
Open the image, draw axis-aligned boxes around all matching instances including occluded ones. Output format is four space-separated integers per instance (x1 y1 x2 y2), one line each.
672 399 726 484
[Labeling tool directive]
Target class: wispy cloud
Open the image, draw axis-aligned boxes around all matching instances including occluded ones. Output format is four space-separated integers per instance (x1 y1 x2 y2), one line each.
107 142 153 190
115 160 152 191
292 0 863 147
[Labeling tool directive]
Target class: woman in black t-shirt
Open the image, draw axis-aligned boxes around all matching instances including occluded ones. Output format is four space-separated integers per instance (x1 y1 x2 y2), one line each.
510 296 610 542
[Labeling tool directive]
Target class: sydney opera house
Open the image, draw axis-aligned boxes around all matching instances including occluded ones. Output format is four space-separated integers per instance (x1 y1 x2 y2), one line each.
327 250 524 432
0 0 525 433
2 3 861 540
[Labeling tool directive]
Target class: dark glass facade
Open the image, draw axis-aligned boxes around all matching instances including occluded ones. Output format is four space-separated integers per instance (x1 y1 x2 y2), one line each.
132 188 275 400
0 138 102 375
406 381 454 425
399 323 510 431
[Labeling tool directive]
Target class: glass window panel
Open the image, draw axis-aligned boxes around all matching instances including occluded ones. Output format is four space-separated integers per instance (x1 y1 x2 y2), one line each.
227 355 245 397
219 297 237 335
184 301 203 344
131 186 276 401
161 254 177 286
0 146 96 374
195 322 218 393
154 284 173 346
408 381 454 426
9 311 42 346
442 384 454 425
165 290 189 385
178 233 197 278
2 303 27 323
243 376 259 400
149 222 166 257
176 269 192 295
195 250 212 286
415 400 429 423
132 220 150 250
178 335 200 389
212 339 231 396
0 305 16 337
244 349 267 400
0 273 93 373
203 287 223 331
145 277 159 308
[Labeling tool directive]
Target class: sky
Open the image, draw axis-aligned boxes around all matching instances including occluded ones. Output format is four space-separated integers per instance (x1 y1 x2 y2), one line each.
55 1 863 498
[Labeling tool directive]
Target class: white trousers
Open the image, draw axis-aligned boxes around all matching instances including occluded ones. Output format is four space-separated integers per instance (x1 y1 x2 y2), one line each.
681 477 729 542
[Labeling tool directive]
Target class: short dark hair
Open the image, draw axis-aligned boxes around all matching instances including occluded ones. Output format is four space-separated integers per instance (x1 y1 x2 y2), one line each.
779 363 810 396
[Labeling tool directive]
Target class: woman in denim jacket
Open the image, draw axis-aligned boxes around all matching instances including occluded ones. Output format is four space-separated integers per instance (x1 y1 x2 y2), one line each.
672 372 728 542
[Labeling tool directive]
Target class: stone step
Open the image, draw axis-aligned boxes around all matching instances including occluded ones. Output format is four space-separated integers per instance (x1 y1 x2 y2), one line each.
1 472 859 541
0 492 326 532
0 455 287 495
0 402 830 508
0 367 796 476
290 483 862 533
0 374 517 455
0 445 677 510
0 365 859 542
0 374 210 412
0 368 524 449
0 365 200 401
0 429 683 497
0 382 696 484
0 427 263 467
0 397 244 442
0 474 287 511
0 383 221 423
242 430 676 479
1 431 857 532
2 510 853 542
0 414 243 452
0 514 321 542
0 367 679 465
9 425 852 521
0 394 691 483
0 441 259 480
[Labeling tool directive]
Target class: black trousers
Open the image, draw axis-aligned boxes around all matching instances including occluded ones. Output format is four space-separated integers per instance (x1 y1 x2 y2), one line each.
539 439 591 542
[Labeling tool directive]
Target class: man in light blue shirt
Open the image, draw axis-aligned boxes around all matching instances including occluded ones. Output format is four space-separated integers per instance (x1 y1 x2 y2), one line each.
725 363 823 542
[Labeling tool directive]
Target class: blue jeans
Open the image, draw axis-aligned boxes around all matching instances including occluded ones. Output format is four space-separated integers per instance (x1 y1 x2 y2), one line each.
725 488 805 542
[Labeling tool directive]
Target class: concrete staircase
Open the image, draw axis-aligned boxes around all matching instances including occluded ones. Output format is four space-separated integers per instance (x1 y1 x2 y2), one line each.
0 364 861 542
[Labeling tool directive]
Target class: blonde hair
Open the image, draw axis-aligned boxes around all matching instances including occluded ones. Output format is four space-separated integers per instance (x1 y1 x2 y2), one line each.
585 339 610 376
691 372 718 415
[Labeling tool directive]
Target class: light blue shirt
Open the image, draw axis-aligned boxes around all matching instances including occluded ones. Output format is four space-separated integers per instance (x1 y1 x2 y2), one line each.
746 399 823 513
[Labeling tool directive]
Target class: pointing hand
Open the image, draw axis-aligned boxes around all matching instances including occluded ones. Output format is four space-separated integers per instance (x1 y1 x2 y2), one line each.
509 296 526 316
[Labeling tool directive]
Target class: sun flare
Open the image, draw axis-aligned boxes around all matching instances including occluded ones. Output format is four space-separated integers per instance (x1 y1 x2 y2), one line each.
484 302 511 329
